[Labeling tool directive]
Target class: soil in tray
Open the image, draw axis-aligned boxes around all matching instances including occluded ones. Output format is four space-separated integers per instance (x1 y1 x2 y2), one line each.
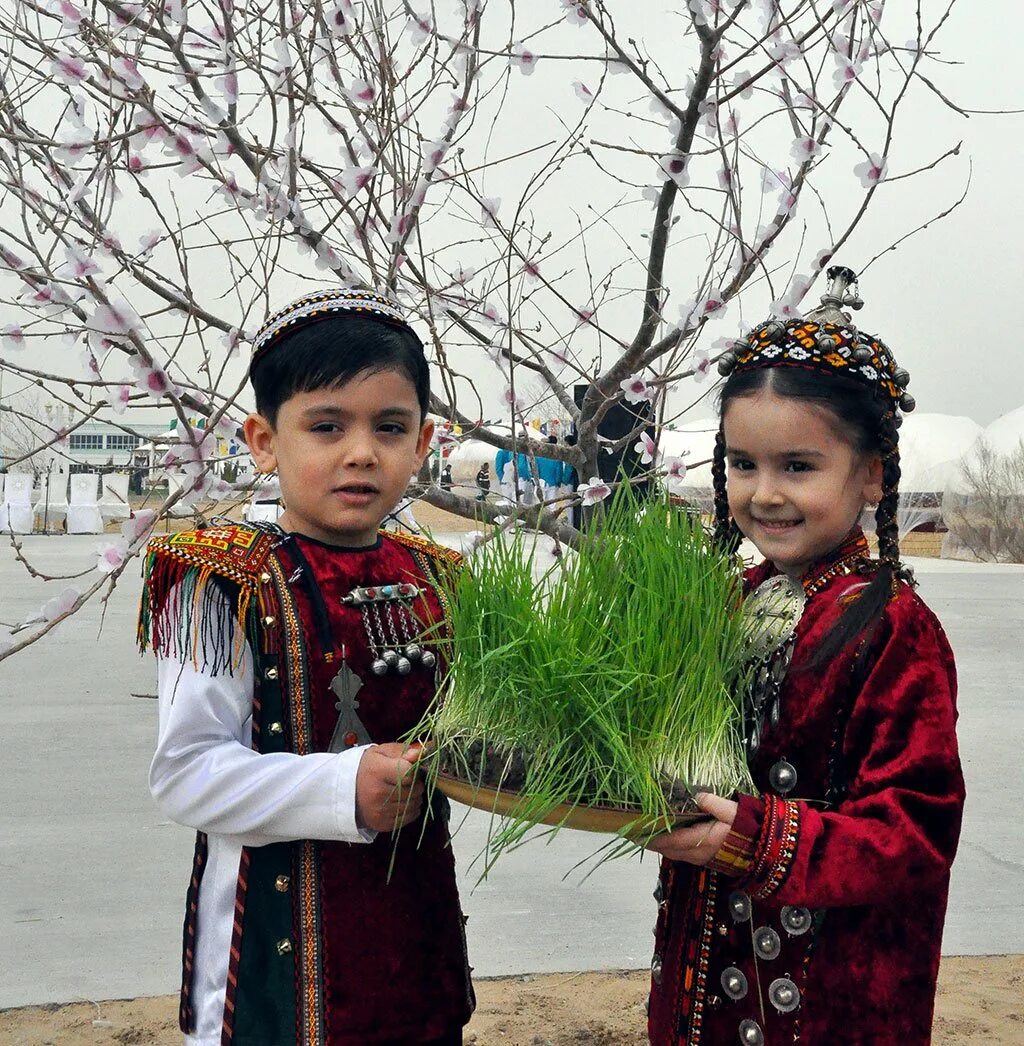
436 739 697 815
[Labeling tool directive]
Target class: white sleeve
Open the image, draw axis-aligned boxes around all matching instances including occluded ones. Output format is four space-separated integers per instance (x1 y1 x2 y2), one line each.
149 590 375 847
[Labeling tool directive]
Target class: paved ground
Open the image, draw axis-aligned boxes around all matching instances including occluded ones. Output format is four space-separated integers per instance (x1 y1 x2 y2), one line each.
1 535 1022 1008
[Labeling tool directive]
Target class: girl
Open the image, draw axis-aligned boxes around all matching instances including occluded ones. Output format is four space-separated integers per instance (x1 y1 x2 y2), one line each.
646 301 965 1045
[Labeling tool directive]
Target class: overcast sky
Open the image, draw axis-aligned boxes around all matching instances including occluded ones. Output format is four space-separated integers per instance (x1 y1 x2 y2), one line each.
3 1 1023 435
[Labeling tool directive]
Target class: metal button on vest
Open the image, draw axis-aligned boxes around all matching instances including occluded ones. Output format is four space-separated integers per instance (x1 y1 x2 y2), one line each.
729 890 751 923
276 938 293 955
651 955 663 985
275 874 290 892
263 615 276 627
708 994 722 1010
738 1018 764 1045
753 926 781 960
259 572 272 584
268 721 284 735
264 666 279 680
769 759 797 794
717 923 729 936
721 966 748 1001
769 976 801 1013
780 905 812 936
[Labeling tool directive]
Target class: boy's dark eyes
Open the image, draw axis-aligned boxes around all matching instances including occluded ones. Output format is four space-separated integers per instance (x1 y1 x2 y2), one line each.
308 422 407 435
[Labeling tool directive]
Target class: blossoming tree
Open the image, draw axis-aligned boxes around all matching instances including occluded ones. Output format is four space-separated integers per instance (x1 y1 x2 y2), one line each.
0 0 972 657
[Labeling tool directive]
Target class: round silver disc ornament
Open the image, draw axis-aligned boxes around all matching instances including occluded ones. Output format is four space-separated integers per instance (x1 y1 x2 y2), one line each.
729 890 752 923
721 966 748 1000
651 954 663 985
753 926 782 960
421 650 437 669
769 977 801 1014
780 906 813 936
404 643 422 661
741 575 806 663
738 1019 765 1045
371 658 388 676
769 760 798 794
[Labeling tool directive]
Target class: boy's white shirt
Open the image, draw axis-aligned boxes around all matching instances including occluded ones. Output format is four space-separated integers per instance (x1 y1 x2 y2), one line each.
150 589 373 1045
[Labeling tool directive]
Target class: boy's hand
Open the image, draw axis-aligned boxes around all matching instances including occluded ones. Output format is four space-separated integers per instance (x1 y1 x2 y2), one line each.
355 742 427 833
644 793 738 866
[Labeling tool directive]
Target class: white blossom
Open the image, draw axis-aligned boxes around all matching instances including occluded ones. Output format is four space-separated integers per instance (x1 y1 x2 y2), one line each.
854 152 888 188
577 476 611 507
620 375 650 404
511 43 537 75
634 430 656 465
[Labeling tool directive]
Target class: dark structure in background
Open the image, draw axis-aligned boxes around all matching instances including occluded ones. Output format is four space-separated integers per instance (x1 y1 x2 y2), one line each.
572 384 655 490
570 385 656 528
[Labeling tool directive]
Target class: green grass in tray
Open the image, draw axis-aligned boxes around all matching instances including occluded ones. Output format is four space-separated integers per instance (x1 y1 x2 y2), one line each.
413 489 755 863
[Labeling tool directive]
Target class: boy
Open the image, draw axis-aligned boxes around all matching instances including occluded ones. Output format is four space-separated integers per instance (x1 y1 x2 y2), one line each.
140 288 474 1045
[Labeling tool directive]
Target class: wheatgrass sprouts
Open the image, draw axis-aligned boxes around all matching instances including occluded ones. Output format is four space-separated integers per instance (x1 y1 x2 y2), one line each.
411 489 755 869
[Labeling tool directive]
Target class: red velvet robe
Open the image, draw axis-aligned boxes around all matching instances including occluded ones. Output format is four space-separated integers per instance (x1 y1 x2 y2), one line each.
142 525 474 1045
648 542 965 1045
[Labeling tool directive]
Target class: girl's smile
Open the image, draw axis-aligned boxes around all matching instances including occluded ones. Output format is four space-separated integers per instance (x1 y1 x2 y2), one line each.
723 390 882 581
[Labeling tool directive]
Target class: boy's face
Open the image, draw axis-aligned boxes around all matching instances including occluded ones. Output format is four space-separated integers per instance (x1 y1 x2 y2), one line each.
244 368 434 547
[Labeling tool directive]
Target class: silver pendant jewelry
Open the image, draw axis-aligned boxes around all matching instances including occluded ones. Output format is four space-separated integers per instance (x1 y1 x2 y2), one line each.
345 580 435 676
327 654 369 753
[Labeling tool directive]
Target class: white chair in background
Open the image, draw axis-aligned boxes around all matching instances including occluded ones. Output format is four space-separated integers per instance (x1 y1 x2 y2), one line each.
0 472 34 534
66 473 104 534
33 472 69 531
98 473 131 523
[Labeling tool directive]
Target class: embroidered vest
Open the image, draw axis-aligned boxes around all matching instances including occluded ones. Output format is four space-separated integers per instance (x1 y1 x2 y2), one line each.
141 524 474 1045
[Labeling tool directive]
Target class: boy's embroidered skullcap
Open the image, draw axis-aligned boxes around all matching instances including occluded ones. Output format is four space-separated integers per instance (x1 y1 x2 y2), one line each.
250 287 423 372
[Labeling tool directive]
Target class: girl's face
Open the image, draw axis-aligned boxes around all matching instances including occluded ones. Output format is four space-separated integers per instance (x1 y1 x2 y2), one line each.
723 389 883 581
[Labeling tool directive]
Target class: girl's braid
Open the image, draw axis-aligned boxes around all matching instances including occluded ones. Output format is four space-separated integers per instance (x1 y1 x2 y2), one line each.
712 428 741 553
874 410 913 590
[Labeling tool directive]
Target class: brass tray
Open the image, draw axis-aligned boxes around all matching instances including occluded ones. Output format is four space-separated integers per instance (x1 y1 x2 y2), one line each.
435 772 703 837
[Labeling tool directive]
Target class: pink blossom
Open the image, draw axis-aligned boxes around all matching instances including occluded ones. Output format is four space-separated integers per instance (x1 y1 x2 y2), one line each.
136 229 161 258
106 384 132 414
327 0 355 36
221 327 244 356
790 136 821 163
111 56 144 91
385 210 413 244
81 349 101 379
340 164 377 194
481 302 503 326
421 138 447 171
561 0 588 25
0 246 25 270
40 586 80 622
96 539 129 574
693 349 711 383
666 457 689 492
511 43 537 75
346 78 376 107
813 247 835 271
854 152 888 188
480 196 501 228
573 81 594 103
634 431 656 465
771 275 811 319
522 258 541 283
408 14 433 46
218 70 239 105
833 56 862 91
501 385 521 411
91 296 142 337
1 324 25 350
717 165 735 190
575 307 593 326
57 0 83 26
699 289 726 318
130 354 178 401
65 242 100 279
444 95 471 131
620 375 650 405
658 151 690 188
454 266 474 285
433 429 459 451
51 53 89 86
577 477 611 507
122 509 157 544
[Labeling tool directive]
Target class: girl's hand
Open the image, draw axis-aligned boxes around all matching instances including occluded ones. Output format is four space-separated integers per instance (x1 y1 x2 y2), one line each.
644 792 738 866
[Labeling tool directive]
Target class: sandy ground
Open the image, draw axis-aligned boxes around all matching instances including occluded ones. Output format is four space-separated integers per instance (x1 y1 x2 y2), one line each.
1 956 1021 1046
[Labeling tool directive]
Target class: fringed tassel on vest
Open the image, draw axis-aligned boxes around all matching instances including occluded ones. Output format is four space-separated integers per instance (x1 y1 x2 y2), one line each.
139 550 254 676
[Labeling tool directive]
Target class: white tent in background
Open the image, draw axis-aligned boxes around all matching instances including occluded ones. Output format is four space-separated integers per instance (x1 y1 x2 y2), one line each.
941 404 1024 561
446 439 496 487
889 412 982 537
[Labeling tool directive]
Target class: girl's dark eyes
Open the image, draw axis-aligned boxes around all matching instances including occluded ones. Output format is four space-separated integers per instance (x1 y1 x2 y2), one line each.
785 461 813 473
728 458 754 471
727 458 813 472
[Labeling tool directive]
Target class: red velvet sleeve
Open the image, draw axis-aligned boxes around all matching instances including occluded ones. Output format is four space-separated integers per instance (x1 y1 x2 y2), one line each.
710 592 965 908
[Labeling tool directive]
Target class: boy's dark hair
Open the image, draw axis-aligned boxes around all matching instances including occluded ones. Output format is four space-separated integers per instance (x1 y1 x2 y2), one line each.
714 366 900 666
250 315 430 426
